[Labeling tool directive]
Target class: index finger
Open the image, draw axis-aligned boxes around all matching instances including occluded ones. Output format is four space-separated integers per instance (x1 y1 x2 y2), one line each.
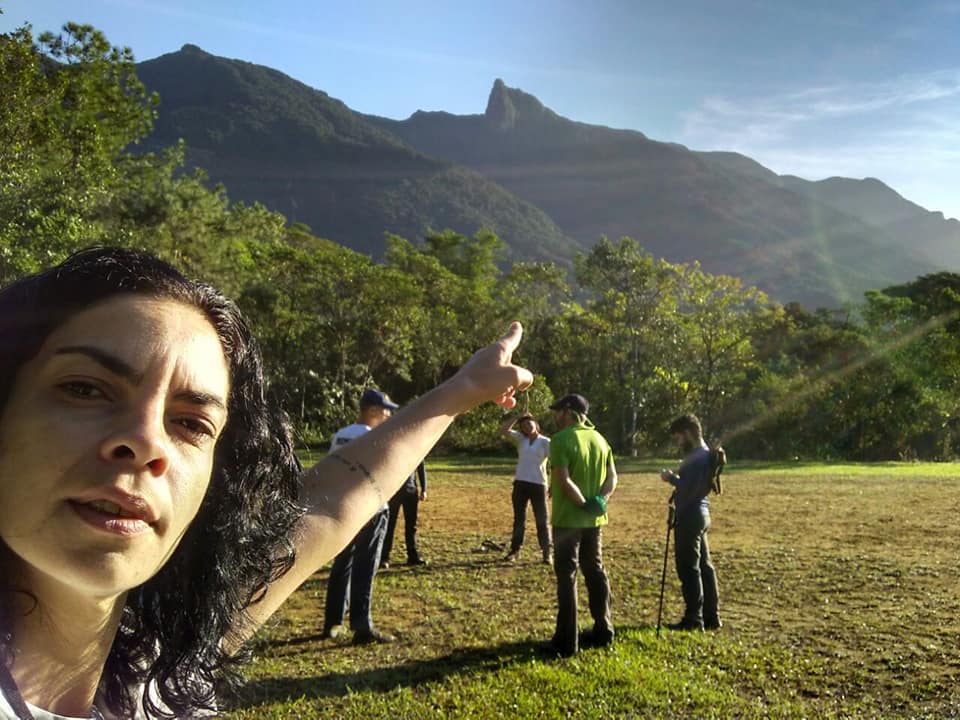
498 321 524 354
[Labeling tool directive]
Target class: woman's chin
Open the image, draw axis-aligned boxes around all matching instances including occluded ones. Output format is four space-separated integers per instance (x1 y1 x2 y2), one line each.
10 537 164 602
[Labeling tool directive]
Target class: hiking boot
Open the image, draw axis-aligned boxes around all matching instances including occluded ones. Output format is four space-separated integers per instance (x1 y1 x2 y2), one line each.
537 639 576 658
352 628 396 645
666 618 704 632
320 624 345 640
579 628 614 648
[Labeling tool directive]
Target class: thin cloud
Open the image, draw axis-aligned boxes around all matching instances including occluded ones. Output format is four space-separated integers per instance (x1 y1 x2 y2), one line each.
685 69 960 139
680 69 960 218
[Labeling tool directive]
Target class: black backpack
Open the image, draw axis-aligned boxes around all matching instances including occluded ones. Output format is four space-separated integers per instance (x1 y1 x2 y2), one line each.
708 443 726 495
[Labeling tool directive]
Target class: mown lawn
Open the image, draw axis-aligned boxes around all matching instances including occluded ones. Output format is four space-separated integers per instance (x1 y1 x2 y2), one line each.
224 458 960 719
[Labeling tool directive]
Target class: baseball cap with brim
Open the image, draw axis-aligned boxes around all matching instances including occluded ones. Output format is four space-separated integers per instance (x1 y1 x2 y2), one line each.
360 388 400 410
549 394 589 415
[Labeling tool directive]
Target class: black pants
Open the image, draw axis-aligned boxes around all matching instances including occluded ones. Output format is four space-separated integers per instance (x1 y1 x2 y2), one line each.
674 507 720 624
552 526 613 655
510 481 552 556
382 487 420 564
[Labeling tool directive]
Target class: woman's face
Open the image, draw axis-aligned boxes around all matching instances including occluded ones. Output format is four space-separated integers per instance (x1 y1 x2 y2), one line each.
0 295 230 599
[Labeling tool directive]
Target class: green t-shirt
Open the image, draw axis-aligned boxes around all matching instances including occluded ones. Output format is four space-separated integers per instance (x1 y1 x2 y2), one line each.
549 420 613 528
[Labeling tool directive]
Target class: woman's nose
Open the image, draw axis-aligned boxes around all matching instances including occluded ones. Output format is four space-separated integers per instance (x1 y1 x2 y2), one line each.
99 402 169 476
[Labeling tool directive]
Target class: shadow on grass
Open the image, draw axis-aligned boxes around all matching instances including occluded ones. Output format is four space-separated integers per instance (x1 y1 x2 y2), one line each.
382 555 506 573
232 637 544 707
234 624 669 709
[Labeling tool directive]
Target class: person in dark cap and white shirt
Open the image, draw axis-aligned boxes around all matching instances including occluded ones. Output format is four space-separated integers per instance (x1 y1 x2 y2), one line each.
541 393 618 657
321 388 399 644
499 413 552 564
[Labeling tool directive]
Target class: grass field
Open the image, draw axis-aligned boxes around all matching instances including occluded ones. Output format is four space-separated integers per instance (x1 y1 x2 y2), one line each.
224 458 960 719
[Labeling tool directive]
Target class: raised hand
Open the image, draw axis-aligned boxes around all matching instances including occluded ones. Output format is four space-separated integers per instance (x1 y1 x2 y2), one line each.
446 322 535 415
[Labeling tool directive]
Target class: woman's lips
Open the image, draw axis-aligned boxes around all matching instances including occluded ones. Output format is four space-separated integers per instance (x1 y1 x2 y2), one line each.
69 499 153 536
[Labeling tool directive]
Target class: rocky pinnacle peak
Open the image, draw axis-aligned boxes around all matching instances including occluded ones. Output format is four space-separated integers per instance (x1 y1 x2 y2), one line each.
484 79 550 130
485 78 516 129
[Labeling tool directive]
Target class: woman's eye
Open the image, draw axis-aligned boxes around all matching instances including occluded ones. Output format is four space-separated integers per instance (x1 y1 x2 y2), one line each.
174 417 215 440
58 380 105 399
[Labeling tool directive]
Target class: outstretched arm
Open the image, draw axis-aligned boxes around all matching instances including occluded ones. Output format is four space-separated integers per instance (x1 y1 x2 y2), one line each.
239 323 533 639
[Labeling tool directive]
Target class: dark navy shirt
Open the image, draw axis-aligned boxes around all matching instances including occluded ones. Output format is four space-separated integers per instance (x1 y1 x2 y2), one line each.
666 442 711 514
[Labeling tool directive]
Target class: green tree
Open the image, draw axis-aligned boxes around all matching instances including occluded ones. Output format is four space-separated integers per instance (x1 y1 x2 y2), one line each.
236 238 424 443
572 237 681 452
853 275 960 458
0 22 158 280
674 263 776 434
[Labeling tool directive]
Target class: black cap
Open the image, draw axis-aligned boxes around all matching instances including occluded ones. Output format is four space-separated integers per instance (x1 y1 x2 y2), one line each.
360 388 399 410
549 393 589 414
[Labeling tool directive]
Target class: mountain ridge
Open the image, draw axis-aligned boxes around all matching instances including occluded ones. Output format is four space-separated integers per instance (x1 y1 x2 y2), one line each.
136 47 579 262
135 53 958 307
369 79 958 307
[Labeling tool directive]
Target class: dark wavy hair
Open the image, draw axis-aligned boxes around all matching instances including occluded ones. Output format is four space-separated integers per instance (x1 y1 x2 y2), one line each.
0 247 305 718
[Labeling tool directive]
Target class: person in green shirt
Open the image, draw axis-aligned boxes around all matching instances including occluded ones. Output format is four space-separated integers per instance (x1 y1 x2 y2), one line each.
541 393 618 657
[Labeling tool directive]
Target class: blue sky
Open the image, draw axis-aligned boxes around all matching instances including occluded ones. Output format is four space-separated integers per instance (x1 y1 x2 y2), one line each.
4 0 959 219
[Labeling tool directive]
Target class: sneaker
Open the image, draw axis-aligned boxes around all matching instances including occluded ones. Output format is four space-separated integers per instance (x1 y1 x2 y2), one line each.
320 624 345 640
406 556 428 566
542 553 553 566
352 628 396 645
666 618 704 632
504 550 519 562
379 560 390 570
704 618 723 631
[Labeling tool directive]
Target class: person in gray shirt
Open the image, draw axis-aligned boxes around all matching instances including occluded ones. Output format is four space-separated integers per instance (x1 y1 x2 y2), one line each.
659 413 721 631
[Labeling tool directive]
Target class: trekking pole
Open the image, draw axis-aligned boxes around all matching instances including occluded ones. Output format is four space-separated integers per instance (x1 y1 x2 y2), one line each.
655 497 676 638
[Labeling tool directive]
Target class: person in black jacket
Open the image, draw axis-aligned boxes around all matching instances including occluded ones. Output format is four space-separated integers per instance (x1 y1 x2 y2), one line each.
659 414 721 631
381 461 427 567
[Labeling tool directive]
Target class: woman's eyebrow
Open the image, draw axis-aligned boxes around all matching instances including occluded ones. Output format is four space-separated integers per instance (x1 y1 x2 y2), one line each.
175 389 227 414
55 345 228 413
55 345 143 383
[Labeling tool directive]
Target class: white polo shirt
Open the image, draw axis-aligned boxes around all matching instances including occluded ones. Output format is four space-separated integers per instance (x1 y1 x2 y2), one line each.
329 423 387 511
509 430 551 485
329 423 371 452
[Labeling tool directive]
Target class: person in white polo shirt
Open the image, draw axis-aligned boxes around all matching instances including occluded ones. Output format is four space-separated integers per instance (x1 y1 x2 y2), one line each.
321 388 399 644
500 413 552 564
